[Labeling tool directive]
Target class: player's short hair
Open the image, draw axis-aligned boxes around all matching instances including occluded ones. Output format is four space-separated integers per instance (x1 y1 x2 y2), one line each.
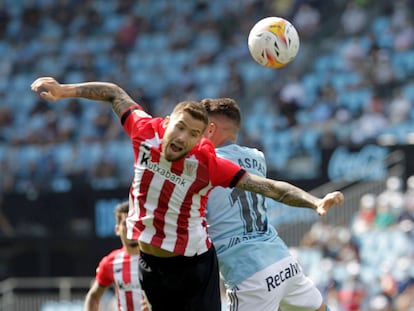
171 100 209 130
114 201 129 224
201 98 241 128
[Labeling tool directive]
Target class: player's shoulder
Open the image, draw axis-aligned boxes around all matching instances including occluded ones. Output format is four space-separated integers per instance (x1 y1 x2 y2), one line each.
218 143 264 158
100 247 125 264
199 137 215 148
195 138 217 156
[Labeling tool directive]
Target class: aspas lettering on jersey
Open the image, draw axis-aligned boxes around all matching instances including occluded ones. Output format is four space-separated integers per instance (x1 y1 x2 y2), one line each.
206 143 290 288
121 106 245 256
96 248 142 311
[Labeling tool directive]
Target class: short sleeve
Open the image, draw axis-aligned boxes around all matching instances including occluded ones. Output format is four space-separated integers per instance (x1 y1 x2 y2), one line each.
121 105 152 137
95 255 114 287
213 156 246 188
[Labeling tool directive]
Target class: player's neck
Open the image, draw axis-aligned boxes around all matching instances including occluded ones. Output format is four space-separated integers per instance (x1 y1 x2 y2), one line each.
218 140 236 148
126 245 140 255
217 134 237 148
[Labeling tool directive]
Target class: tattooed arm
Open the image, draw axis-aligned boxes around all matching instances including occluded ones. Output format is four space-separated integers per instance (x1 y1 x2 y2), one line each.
31 77 137 118
236 173 344 216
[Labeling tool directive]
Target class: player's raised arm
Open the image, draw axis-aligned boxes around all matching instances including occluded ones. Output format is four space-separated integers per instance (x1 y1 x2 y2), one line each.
31 77 138 119
236 173 344 216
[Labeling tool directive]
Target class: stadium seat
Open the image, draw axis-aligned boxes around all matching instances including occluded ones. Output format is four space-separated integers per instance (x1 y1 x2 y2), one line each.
371 16 391 37
338 88 372 113
402 83 414 102
330 72 361 92
40 300 83 311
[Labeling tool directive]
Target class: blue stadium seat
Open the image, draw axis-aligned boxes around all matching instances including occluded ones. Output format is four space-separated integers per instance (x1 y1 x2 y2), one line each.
371 16 391 37
237 62 274 84
392 50 414 80
300 72 327 105
196 82 222 99
0 143 5 161
106 140 133 165
136 34 170 51
402 83 414 103
101 14 126 33
330 72 361 92
380 122 414 144
53 143 75 167
301 128 320 152
17 145 41 174
314 54 332 72
40 301 83 311
338 88 372 113
78 142 104 168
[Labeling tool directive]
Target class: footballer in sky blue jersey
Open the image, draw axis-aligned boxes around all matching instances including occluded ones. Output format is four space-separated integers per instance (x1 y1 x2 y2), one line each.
202 98 339 311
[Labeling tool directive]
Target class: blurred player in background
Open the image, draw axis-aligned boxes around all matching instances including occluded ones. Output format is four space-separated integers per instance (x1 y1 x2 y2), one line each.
32 77 343 311
84 201 146 311
203 97 334 311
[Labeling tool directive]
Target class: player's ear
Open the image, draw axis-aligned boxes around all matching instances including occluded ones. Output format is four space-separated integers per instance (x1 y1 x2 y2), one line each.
207 122 217 135
114 224 121 236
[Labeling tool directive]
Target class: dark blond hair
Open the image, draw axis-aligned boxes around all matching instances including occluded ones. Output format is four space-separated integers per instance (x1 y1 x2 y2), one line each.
201 98 241 129
171 100 209 130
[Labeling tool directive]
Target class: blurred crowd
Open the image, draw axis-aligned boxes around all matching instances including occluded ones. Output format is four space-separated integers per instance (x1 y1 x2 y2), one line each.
294 176 414 310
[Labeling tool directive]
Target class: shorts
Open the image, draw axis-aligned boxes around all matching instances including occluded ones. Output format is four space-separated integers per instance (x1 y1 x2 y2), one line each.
139 246 221 311
226 256 323 311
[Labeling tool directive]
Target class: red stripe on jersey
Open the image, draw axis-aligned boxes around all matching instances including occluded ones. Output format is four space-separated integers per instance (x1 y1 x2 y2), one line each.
105 254 115 283
151 158 181 248
173 190 192 254
151 180 175 247
121 252 134 310
173 160 209 254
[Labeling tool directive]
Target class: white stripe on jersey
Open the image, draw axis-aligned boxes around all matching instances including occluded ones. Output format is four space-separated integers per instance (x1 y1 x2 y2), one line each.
112 251 141 311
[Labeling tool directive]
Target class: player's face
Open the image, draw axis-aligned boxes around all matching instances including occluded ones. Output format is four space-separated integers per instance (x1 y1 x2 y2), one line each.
116 213 137 248
162 111 204 161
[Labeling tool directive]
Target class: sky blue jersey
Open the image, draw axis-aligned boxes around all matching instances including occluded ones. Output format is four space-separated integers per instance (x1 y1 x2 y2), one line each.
206 143 291 288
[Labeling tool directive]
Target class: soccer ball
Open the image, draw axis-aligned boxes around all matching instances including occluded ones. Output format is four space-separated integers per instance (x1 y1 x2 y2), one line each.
248 17 300 69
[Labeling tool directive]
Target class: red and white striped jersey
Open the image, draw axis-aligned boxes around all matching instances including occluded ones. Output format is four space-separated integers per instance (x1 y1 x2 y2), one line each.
96 247 142 311
121 106 246 256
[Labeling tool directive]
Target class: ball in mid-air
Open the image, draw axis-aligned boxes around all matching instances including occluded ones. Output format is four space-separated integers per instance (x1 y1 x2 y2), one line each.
248 17 300 69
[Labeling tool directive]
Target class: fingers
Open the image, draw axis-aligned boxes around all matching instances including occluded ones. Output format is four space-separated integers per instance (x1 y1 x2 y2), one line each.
30 76 56 92
324 191 344 206
317 191 344 216
316 207 326 216
31 78 45 91
332 191 344 205
31 77 60 102
39 91 57 102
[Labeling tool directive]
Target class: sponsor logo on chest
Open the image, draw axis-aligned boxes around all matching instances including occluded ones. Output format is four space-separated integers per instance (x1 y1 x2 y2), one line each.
139 146 199 187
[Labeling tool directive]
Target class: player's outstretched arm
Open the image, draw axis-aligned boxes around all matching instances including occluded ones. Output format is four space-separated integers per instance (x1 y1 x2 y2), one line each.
31 77 138 119
236 173 344 216
84 280 108 311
